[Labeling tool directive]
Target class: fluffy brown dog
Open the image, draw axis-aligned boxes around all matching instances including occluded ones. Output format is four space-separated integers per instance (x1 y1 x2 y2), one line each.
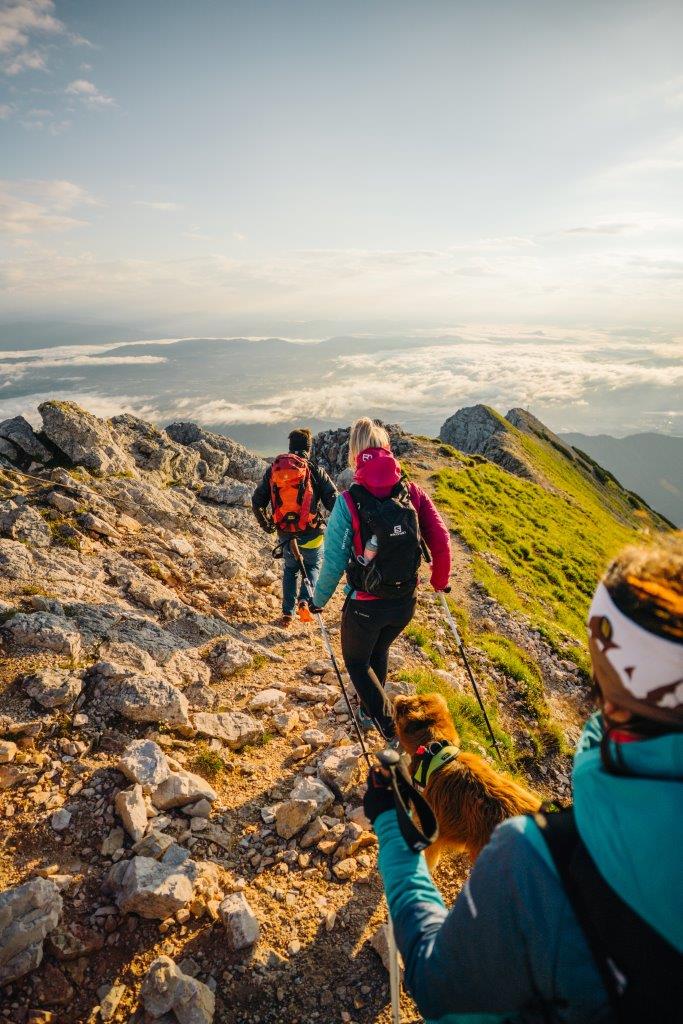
394 692 542 870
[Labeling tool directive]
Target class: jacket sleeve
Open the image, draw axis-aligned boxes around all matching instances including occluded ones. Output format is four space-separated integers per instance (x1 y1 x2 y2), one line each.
313 465 339 513
410 484 452 590
374 810 573 1020
313 495 352 608
251 467 272 532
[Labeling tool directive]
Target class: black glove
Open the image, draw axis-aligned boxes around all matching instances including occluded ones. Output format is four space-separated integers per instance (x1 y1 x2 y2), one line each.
308 602 323 615
363 767 396 824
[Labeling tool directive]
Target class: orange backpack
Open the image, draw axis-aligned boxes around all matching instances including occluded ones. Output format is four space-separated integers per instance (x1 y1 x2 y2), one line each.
269 454 316 534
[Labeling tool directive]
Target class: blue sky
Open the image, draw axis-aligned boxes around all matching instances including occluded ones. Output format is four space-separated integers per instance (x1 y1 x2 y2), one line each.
1 0 682 327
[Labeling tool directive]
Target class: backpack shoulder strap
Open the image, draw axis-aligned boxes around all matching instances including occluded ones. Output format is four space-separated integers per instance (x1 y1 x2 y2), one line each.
535 808 683 1023
342 489 363 558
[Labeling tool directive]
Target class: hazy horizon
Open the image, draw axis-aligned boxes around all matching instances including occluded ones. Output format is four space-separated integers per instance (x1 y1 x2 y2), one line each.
0 319 680 451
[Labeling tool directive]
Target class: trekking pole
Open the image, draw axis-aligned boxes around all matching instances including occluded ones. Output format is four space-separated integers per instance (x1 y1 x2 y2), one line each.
386 914 401 1024
289 539 372 768
375 748 439 1024
437 591 502 761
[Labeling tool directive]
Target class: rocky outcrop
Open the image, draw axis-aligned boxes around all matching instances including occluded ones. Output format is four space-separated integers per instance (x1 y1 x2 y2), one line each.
0 878 63 985
439 404 541 482
39 400 137 476
165 421 266 482
0 415 53 469
312 423 413 483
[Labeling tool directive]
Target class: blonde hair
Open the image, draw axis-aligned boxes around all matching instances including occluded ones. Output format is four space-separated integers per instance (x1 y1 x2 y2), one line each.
348 417 390 467
603 534 683 640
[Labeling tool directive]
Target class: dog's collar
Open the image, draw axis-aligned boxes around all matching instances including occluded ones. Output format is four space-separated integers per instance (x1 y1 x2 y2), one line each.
412 739 460 791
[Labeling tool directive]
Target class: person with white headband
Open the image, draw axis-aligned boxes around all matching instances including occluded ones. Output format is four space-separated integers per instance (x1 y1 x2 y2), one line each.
362 537 683 1024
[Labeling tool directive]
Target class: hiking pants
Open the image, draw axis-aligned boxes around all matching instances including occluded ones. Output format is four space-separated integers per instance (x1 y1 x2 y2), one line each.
282 544 323 616
341 594 416 740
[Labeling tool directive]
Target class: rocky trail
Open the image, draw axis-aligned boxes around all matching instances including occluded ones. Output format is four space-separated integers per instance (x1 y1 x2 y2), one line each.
0 402 589 1024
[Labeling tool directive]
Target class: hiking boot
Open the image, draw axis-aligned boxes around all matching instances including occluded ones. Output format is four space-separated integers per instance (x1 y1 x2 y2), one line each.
355 706 376 733
277 613 293 628
297 600 313 623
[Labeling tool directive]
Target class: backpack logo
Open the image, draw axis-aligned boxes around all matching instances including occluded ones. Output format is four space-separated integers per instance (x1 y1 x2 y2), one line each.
361 452 373 462
391 524 406 536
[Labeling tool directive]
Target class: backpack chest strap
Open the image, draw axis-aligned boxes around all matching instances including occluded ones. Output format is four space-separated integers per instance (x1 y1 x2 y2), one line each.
412 740 460 791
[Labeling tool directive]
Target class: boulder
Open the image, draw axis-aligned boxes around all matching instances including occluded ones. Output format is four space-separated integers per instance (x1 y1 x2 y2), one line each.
219 893 260 950
273 709 299 735
115 784 148 842
4 613 82 658
210 638 253 678
192 711 263 750
25 668 82 709
248 688 285 712
290 777 335 813
117 739 171 793
318 744 363 795
107 673 191 729
132 830 175 860
114 856 197 919
274 799 318 840
0 877 62 985
0 415 52 466
151 770 217 810
141 955 215 1024
39 400 136 476
50 809 71 832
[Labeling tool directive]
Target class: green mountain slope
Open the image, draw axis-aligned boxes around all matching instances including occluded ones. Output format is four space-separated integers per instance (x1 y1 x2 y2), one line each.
433 407 669 673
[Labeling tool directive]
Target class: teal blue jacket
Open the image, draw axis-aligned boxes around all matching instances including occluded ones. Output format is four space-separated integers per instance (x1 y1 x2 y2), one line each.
313 492 354 607
374 713 683 1023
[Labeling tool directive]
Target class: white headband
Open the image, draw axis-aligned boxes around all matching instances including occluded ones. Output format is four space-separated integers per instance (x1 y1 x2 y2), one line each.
588 582 683 711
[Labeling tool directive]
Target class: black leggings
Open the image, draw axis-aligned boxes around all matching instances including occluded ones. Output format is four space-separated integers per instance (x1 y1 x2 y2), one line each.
341 594 416 739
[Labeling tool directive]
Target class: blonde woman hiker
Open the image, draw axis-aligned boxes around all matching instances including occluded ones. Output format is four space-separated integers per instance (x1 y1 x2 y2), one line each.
312 417 452 741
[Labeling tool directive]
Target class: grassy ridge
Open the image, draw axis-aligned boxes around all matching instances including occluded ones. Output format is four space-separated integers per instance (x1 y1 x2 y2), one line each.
431 425 656 668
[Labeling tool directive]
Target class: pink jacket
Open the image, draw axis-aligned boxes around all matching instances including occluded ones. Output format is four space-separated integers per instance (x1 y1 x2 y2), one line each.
353 447 452 591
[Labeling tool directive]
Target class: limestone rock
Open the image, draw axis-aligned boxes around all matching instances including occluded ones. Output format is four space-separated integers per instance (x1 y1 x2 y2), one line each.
274 799 318 840
25 668 82 709
107 673 191 729
50 809 71 832
0 877 62 985
200 481 252 507
248 688 285 712
290 777 335 813
132 830 175 860
273 709 299 735
210 638 253 678
219 893 260 950
115 784 148 842
0 503 51 548
115 856 197 919
332 857 357 881
4 613 82 658
301 728 329 748
192 711 263 750
100 827 125 857
0 740 17 763
39 400 136 476
0 538 34 579
151 770 217 810
299 816 328 849
318 744 363 795
0 415 52 466
117 739 171 793
165 421 266 483
141 955 215 1024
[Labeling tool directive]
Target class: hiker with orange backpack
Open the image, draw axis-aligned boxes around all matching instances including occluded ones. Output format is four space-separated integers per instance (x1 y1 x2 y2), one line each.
312 418 452 741
252 428 337 627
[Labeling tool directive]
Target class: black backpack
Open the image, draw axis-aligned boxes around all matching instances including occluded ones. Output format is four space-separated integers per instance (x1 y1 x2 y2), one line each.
536 808 682 1024
343 481 422 599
